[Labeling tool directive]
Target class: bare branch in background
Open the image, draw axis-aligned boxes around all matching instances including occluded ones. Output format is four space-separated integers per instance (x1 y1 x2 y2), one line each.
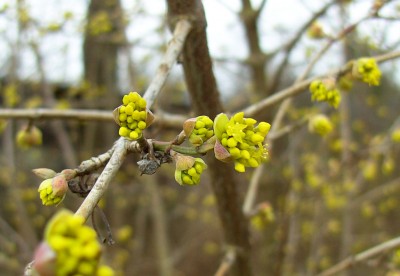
268 0 336 93
143 19 192 107
318 235 400 276
215 248 237 276
242 50 400 118
0 108 186 128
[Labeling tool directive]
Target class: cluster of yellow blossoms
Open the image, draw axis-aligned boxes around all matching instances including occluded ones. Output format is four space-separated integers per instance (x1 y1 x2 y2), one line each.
174 155 207 186
250 203 275 231
33 210 114 276
309 58 381 109
214 112 270 173
308 114 333 136
38 176 67 206
309 79 341 108
16 125 42 149
184 115 214 146
352 57 381 86
392 128 400 143
114 93 272 183
116 91 148 140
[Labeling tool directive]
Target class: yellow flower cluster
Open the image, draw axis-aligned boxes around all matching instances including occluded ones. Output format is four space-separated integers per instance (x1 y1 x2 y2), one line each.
175 157 207 186
0 119 7 134
16 125 42 149
309 79 341 108
117 91 147 140
184 116 214 146
38 175 67 206
307 21 325 39
391 128 400 143
353 57 381 86
250 203 275 231
308 114 333 136
214 112 270 173
88 11 112 36
43 210 114 276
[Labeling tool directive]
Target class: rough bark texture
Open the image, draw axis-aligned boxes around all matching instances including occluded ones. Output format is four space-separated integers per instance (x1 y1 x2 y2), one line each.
166 1 252 275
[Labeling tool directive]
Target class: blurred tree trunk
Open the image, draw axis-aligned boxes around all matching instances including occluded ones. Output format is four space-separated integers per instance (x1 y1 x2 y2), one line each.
82 0 125 151
84 0 124 100
166 1 253 276
240 0 268 98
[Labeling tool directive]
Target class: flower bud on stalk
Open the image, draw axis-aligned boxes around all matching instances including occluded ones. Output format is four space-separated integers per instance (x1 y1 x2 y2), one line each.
172 152 207 186
183 115 214 146
16 125 42 149
213 112 270 173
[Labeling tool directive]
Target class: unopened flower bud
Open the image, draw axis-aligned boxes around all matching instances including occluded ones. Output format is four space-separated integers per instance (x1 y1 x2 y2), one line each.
173 153 196 171
308 114 333 136
352 58 381 86
309 79 341 108
391 128 400 143
307 21 325 39
183 116 214 146
251 202 275 230
173 153 207 186
115 92 153 140
32 168 57 179
16 125 43 149
32 242 56 276
183 118 196 136
38 175 68 206
60 169 77 181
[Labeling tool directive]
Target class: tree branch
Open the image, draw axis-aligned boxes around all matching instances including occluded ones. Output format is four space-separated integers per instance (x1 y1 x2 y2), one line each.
317 235 400 276
268 0 335 93
74 137 129 219
242 50 400 118
0 108 186 128
143 19 192 107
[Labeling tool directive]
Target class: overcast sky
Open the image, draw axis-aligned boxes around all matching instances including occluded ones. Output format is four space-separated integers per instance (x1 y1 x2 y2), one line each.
0 0 399 95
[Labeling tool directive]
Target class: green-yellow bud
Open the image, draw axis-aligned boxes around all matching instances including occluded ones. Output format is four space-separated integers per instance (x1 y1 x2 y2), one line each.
308 114 333 136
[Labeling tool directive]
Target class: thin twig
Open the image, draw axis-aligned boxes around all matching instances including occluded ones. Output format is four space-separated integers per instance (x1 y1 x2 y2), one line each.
75 137 129 220
317 235 400 276
242 50 400 117
0 108 113 121
268 0 336 93
73 18 193 220
350 177 400 209
215 248 237 276
242 164 264 216
143 19 192 108
0 108 186 128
